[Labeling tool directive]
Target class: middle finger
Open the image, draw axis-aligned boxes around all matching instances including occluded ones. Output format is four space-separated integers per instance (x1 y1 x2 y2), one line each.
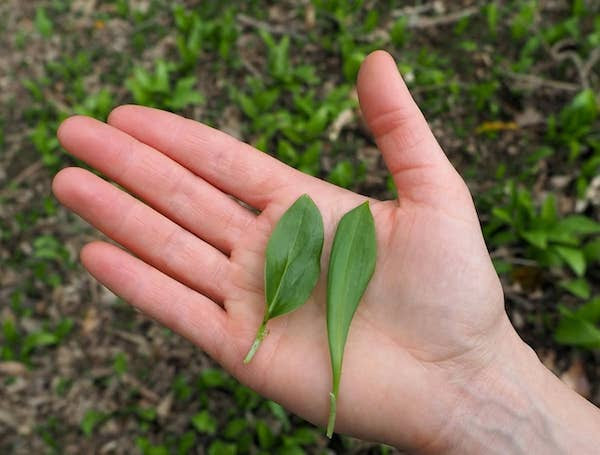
57 116 255 254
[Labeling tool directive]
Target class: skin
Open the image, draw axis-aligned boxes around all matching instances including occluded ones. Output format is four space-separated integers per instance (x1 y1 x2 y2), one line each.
53 51 600 453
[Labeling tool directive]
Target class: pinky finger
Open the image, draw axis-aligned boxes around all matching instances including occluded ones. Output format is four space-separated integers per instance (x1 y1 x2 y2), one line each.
81 241 229 362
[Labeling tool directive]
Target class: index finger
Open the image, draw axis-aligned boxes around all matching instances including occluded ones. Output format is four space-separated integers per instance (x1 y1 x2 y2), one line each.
107 105 339 210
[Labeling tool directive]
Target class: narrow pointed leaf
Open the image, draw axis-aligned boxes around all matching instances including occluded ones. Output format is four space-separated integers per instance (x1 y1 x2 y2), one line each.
326 201 377 437
244 194 324 363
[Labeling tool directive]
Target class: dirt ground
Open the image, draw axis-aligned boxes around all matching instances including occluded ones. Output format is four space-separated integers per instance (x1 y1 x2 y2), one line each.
1 1 599 453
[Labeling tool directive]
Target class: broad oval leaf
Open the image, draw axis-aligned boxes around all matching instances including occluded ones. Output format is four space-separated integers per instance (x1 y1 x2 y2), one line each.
326 201 376 436
244 194 324 363
264 194 324 318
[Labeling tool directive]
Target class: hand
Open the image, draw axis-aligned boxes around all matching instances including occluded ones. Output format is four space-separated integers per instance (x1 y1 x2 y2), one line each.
52 51 542 451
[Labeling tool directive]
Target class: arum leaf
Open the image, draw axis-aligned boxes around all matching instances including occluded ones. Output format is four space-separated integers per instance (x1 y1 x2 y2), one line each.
559 278 591 299
244 194 324 363
521 229 547 249
326 201 377 437
556 215 600 236
553 245 586 277
575 298 600 324
554 313 600 349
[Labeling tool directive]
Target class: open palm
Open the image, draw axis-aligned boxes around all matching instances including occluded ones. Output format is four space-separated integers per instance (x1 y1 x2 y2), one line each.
53 52 513 451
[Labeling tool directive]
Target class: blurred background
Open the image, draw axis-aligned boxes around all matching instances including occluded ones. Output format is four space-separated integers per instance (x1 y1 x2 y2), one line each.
1 0 599 453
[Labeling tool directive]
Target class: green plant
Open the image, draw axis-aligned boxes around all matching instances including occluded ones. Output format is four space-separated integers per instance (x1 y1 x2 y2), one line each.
72 88 114 121
244 195 324 363
173 5 237 68
547 90 599 197
390 16 410 47
81 409 108 436
510 1 537 40
31 121 61 167
113 352 128 376
328 160 359 188
326 201 376 437
555 298 600 348
35 7 53 37
485 185 600 278
126 60 204 111
191 410 217 435
1 318 73 364
485 2 500 36
136 437 169 455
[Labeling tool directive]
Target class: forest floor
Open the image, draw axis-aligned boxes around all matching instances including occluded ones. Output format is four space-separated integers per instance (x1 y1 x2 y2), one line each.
1 1 599 454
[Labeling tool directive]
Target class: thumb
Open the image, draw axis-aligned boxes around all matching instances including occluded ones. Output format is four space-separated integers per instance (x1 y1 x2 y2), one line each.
357 50 467 210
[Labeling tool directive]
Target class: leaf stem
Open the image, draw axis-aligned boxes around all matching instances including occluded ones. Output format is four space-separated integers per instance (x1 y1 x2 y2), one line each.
326 391 337 438
243 320 268 364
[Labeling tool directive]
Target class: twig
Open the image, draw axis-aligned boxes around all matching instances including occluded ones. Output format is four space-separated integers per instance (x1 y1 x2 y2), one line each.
505 290 533 308
391 3 437 18
501 70 580 92
582 47 600 88
408 6 480 29
240 57 261 78
237 13 303 39
538 36 590 89
122 373 161 402
0 160 44 198
490 250 539 267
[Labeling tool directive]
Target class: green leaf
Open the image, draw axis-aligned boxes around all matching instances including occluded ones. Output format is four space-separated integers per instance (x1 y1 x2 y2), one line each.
285 427 317 446
199 367 229 388
136 437 169 455
244 195 324 363
574 298 600 324
113 352 128 375
267 400 290 430
207 441 237 455
277 445 305 455
223 418 247 439
35 7 53 37
556 215 600 236
304 106 329 137
583 239 600 263
540 194 557 225
136 407 157 422
256 420 275 449
81 409 107 436
326 202 376 437
554 313 600 349
546 227 579 246
491 207 512 224
277 139 298 166
191 410 217 435
521 230 547 249
154 60 171 93
559 278 591 299
170 77 204 110
328 161 355 188
23 331 58 355
553 245 586 276
177 431 196 455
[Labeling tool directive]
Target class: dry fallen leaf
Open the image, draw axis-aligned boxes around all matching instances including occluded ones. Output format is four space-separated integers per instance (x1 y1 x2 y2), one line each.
0 361 27 376
560 358 591 399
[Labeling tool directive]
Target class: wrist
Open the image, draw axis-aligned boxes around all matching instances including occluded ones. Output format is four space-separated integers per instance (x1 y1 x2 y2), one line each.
433 319 600 454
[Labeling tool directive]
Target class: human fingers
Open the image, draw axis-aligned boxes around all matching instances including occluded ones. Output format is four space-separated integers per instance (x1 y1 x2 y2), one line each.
53 167 231 304
107 105 351 210
357 51 471 214
80 241 232 364
57 116 254 254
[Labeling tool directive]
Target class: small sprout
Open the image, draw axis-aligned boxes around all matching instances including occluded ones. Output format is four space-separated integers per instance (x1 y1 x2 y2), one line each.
244 194 324 363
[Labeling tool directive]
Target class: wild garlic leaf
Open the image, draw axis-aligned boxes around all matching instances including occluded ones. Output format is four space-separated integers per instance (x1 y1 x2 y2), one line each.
326 201 376 437
244 194 324 363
